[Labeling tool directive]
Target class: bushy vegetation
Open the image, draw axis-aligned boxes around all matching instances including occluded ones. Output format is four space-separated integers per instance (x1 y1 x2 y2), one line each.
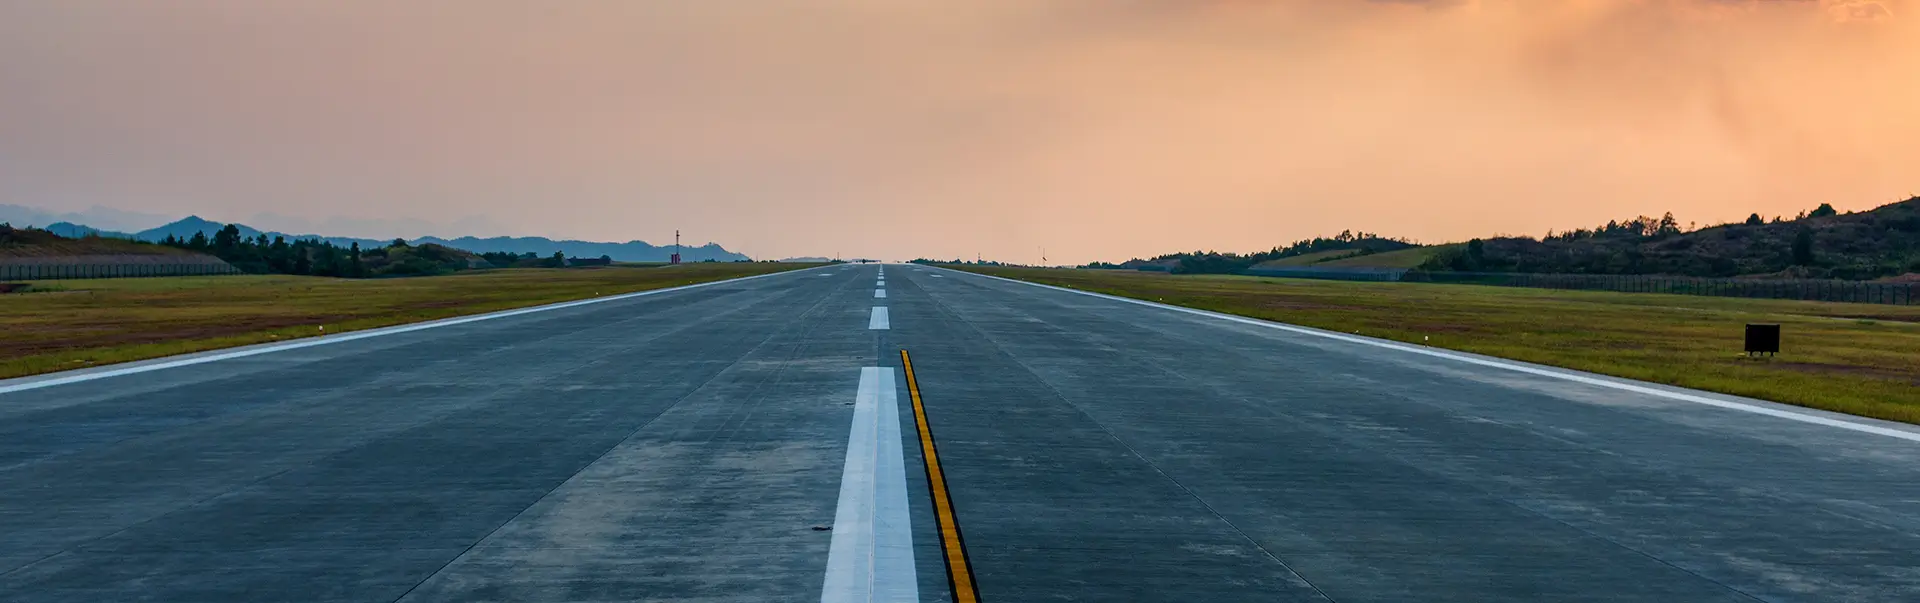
1 223 45 246
909 258 1008 266
0 223 191 257
1095 231 1415 275
1423 198 1920 279
152 224 585 278
1081 197 1920 280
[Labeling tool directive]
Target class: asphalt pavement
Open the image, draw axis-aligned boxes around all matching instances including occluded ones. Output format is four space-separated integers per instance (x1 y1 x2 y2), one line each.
4 263 1919 602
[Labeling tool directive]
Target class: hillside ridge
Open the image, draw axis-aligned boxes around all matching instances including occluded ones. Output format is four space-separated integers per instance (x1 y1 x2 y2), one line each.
1093 197 1920 280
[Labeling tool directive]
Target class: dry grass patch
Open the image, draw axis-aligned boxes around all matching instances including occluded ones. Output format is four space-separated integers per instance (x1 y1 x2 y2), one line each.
0 263 813 379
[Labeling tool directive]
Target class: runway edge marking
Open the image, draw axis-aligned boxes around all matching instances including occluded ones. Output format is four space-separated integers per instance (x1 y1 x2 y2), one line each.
901 350 982 603
941 267 1920 444
0 265 828 395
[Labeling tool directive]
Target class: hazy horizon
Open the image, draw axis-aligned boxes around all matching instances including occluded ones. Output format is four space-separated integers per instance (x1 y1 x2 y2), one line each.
4 1 1915 264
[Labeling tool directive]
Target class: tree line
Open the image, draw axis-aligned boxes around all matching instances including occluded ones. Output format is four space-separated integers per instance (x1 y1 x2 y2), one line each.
1073 197 1919 280
157 224 596 277
1088 230 1415 275
1421 201 1920 279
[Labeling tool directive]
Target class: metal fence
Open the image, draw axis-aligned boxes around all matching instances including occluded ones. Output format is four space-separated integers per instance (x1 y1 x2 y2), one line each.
0 262 243 281
1242 267 1919 305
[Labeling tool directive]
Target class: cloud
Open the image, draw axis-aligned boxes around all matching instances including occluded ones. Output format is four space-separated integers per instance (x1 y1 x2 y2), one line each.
0 1 1915 263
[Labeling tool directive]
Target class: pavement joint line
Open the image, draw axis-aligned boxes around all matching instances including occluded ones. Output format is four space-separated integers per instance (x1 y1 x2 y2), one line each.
941 266 1920 444
869 307 891 330
0 268 847 587
820 368 919 602
381 305 833 602
900 350 982 603
0 265 830 396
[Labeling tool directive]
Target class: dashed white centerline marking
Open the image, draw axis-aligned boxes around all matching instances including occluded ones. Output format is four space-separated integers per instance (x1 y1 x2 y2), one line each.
820 368 919 602
869 307 890 330
874 289 887 299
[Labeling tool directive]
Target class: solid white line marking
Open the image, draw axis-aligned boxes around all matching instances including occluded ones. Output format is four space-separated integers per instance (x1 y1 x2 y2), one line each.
942 267 1920 444
874 289 887 299
0 267 829 396
821 368 919 602
869 307 890 330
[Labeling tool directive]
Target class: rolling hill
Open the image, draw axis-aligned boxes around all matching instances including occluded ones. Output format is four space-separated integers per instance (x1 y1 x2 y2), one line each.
1317 245 1451 269
1098 197 1920 280
114 216 751 262
0 224 198 258
1249 249 1360 268
0 204 756 263
1435 198 1920 280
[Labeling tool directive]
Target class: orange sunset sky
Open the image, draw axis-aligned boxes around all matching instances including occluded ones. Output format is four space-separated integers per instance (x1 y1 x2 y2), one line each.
1 0 1915 264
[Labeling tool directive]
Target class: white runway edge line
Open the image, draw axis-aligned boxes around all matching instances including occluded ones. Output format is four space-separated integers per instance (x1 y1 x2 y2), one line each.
940 267 1920 444
869 307 891 330
874 289 887 299
821 368 919 603
0 266 829 396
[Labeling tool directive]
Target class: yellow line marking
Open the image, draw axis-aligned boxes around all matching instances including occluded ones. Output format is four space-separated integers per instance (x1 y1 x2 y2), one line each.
900 349 981 603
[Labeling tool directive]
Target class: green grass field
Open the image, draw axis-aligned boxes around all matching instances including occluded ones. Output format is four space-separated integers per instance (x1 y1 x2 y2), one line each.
1315 244 1453 268
959 266 1920 424
0 263 813 379
1250 249 1361 268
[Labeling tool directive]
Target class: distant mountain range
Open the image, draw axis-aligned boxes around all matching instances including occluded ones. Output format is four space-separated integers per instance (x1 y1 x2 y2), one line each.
4 210 749 262
0 204 173 233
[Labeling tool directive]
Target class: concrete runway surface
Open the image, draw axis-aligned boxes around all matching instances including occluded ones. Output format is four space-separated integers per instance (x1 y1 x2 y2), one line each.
4 264 1919 602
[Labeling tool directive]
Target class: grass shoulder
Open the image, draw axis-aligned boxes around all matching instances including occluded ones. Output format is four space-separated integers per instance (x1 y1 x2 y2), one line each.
0 263 815 380
955 266 1920 425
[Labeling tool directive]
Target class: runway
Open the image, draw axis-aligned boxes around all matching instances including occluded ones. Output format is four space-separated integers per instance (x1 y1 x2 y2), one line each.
4 263 1918 602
